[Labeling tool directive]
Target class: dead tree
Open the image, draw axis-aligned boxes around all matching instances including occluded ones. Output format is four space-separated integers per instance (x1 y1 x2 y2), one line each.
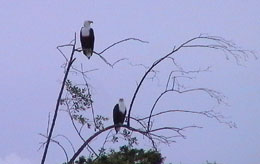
40 33 254 164
40 33 148 164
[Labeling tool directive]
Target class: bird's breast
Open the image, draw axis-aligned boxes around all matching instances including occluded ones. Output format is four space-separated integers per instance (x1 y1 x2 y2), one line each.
81 27 90 36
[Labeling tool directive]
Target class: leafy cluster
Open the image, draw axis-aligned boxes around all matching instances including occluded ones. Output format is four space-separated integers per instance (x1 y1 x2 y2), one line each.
111 129 138 150
72 114 91 128
59 80 94 127
61 80 92 112
74 146 164 164
94 115 109 130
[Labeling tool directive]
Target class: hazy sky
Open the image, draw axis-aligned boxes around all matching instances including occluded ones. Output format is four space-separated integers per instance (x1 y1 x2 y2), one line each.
0 1 260 164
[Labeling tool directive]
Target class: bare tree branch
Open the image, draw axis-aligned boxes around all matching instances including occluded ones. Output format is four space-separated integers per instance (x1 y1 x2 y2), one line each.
75 38 148 67
45 34 252 163
53 134 76 154
95 54 128 68
143 109 236 128
127 34 253 126
67 108 98 157
39 133 69 163
93 38 149 55
41 33 77 164
68 122 201 163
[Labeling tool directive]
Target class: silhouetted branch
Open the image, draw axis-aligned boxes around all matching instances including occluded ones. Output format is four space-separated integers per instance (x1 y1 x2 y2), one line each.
39 133 69 163
67 108 98 157
95 54 128 68
41 33 77 164
128 62 160 81
94 38 149 55
46 34 252 163
98 130 113 156
53 134 76 154
75 37 148 68
69 112 86 140
68 122 200 163
144 109 236 128
76 64 97 129
127 34 253 126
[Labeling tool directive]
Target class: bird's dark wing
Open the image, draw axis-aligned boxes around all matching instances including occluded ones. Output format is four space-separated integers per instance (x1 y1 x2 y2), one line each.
113 104 119 125
80 27 84 45
80 27 87 55
123 108 127 123
89 28 95 51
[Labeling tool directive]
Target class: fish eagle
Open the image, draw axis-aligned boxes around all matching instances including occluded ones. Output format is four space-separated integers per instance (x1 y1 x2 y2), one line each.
80 20 95 59
113 98 127 133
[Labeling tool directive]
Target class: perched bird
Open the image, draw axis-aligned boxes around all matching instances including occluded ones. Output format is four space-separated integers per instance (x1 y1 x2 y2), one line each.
80 20 95 59
113 98 127 133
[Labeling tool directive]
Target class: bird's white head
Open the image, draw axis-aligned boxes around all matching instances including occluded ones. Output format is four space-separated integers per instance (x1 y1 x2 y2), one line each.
118 98 126 113
84 20 93 27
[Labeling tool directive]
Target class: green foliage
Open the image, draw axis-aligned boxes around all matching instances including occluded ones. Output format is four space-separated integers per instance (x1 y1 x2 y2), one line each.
122 129 138 147
72 114 91 128
61 80 92 112
60 80 109 131
59 80 94 129
95 115 109 130
74 145 164 164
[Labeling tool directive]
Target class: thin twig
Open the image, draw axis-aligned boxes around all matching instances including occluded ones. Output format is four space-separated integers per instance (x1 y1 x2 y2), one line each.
76 38 148 67
53 134 76 154
41 33 77 164
39 133 69 163
127 34 252 126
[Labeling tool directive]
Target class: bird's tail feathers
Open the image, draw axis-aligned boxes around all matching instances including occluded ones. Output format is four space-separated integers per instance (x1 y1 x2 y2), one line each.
115 126 121 134
83 49 93 59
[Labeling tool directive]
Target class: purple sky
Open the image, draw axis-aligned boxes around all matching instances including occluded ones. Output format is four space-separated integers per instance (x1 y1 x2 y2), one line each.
0 1 260 164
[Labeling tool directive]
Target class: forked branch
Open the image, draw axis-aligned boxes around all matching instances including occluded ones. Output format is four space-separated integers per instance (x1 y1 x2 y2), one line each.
41 33 77 164
127 34 254 126
41 35 149 164
68 123 198 163
76 38 148 67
